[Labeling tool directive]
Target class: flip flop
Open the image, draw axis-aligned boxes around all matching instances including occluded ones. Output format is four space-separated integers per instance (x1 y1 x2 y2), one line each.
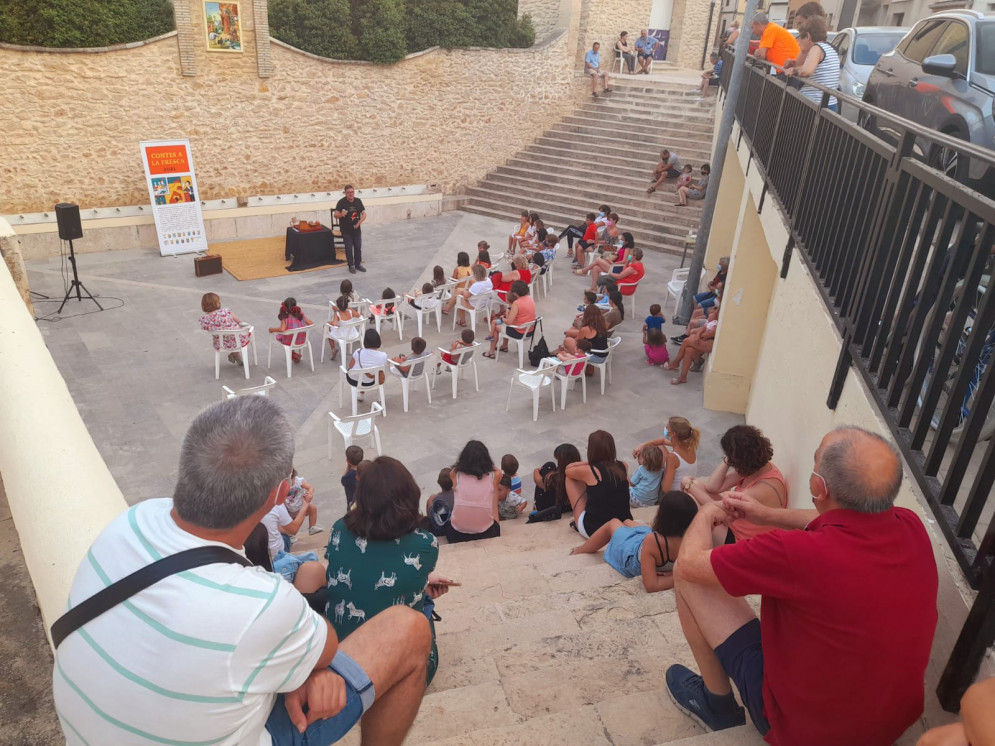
482 351 496 359
499 347 509 353
670 378 686 385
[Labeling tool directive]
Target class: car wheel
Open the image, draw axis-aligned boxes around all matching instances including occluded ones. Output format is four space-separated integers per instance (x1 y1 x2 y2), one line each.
857 100 878 136
929 128 969 183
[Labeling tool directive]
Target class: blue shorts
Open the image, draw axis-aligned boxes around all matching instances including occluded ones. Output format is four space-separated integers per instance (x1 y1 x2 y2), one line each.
272 550 319 582
714 619 770 736
266 650 375 745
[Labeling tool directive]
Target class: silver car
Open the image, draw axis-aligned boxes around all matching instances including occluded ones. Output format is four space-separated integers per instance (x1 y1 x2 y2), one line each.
862 10 995 188
831 27 909 99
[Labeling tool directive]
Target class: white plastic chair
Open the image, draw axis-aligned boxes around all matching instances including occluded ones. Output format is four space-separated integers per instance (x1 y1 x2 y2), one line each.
267 324 315 378
506 359 557 422
667 268 691 316
388 353 435 412
435 342 480 399
338 360 388 417
221 376 276 401
398 294 442 338
553 355 589 410
494 316 541 368
435 280 460 305
321 317 366 364
617 278 640 318
586 336 621 395
206 325 256 380
368 297 401 339
538 264 552 298
451 291 494 332
529 269 543 300
327 403 383 461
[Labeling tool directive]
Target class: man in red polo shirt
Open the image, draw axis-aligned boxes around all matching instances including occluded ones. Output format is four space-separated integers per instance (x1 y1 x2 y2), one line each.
666 426 938 744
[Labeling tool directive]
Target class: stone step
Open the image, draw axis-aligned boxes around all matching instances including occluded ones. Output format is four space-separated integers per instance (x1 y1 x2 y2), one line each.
597 90 714 111
476 170 702 224
522 143 711 175
663 725 765 745
536 133 703 164
542 127 711 154
574 109 716 137
559 117 714 140
609 80 702 96
466 181 700 232
505 154 660 183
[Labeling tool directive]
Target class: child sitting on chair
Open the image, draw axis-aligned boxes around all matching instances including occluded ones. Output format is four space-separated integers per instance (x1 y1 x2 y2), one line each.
440 329 475 368
268 297 312 363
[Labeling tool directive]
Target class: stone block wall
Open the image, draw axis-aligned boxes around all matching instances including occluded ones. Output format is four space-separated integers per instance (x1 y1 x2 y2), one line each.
673 0 716 69
0 219 32 314
577 0 653 64
519 0 563 39
0 1 589 215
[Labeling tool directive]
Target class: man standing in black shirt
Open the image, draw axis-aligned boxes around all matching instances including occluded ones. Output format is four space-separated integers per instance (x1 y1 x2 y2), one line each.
334 185 366 273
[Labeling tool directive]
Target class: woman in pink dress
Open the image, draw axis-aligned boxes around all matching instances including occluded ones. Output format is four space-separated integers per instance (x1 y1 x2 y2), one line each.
446 440 501 543
199 292 251 365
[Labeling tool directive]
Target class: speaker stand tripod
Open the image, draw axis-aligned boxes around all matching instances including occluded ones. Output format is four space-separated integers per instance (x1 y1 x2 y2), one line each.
58 239 103 314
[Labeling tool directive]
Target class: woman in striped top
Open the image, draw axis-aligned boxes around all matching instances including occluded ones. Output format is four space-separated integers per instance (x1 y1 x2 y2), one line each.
786 17 839 112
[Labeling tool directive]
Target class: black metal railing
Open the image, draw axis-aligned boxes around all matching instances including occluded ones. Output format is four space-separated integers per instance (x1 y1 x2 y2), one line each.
718 48 995 710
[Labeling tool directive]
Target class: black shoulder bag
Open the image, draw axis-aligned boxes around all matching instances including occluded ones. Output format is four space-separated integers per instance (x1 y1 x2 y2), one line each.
527 318 550 367
51 546 252 649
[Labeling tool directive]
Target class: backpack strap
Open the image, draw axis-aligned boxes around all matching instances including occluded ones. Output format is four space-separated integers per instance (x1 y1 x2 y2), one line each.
51 546 252 649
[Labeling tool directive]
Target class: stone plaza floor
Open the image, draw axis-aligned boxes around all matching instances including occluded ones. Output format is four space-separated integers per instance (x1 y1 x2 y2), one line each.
26 211 741 518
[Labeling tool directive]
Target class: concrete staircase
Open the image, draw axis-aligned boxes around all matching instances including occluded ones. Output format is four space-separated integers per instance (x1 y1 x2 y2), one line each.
318 506 763 746
465 77 717 257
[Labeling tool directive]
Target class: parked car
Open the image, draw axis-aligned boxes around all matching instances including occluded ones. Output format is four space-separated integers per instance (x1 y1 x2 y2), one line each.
831 26 909 98
861 10 995 188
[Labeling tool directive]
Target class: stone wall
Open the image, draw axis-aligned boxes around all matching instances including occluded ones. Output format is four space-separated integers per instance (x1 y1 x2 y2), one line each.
671 0 715 69
1 3 588 215
519 0 563 39
0 218 32 315
577 0 653 64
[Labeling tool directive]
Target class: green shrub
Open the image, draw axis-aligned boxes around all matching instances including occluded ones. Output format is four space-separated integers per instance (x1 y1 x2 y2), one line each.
0 0 174 48
357 0 406 64
270 0 535 62
269 0 360 59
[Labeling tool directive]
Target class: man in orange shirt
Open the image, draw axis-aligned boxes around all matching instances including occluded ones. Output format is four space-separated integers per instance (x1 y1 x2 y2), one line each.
750 12 799 68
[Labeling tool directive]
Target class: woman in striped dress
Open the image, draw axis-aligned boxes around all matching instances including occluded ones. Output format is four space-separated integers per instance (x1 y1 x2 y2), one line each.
786 17 839 112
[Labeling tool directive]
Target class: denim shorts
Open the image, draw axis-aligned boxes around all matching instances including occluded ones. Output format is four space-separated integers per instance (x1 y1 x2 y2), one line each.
272 550 319 582
714 619 770 735
265 651 375 745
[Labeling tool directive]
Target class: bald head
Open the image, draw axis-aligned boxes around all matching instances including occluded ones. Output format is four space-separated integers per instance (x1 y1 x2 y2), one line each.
816 427 902 513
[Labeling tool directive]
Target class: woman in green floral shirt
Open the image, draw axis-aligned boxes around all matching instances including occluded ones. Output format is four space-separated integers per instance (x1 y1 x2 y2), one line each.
324 456 445 682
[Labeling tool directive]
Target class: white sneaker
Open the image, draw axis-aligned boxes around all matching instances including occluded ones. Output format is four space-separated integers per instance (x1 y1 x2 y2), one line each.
290 535 299 545
308 525 326 535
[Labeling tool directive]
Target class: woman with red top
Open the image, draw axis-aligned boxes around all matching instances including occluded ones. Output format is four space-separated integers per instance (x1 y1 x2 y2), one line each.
491 255 532 300
680 425 787 544
483 280 537 358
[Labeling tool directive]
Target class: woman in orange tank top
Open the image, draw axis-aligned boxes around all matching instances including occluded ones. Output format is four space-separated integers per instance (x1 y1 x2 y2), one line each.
680 425 787 543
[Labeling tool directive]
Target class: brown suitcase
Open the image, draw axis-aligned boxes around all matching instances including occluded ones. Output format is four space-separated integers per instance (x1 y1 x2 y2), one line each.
195 254 223 277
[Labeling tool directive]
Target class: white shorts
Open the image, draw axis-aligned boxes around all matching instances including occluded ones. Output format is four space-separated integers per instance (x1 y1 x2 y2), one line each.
576 510 590 539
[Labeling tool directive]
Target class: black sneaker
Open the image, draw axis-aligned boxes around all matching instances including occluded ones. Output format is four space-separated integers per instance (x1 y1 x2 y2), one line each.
665 665 746 732
671 334 688 344
356 264 367 272
348 266 357 274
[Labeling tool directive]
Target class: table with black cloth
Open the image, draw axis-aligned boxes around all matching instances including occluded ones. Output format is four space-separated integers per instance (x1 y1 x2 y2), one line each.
285 226 342 271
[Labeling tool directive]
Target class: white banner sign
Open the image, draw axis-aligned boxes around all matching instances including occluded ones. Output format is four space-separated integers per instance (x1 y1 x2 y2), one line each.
140 139 209 256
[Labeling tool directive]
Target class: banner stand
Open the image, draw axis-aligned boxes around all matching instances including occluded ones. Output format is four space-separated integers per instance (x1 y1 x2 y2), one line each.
140 139 209 256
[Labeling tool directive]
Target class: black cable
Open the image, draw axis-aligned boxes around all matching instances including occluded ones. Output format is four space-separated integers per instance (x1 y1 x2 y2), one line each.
34 295 125 323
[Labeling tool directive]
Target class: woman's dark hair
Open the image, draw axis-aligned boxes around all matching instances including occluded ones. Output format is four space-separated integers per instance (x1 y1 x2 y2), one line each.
537 227 548 242
455 439 494 479
279 297 304 321
478 249 492 265
511 280 529 297
533 252 546 267
344 456 421 541
335 295 350 312
721 425 774 476
582 305 608 336
587 430 625 480
701 163 711 175
363 329 382 349
608 289 625 321
244 523 272 571
652 491 699 537
622 232 635 249
583 290 597 305
457 251 470 267
550 443 582 510
646 327 665 346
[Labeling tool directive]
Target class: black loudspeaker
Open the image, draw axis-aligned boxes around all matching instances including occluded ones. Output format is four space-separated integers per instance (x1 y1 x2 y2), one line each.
55 202 83 241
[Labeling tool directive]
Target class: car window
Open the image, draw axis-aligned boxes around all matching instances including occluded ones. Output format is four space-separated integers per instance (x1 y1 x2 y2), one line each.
977 22 995 74
852 32 908 66
930 21 969 76
900 20 947 63
833 32 850 65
